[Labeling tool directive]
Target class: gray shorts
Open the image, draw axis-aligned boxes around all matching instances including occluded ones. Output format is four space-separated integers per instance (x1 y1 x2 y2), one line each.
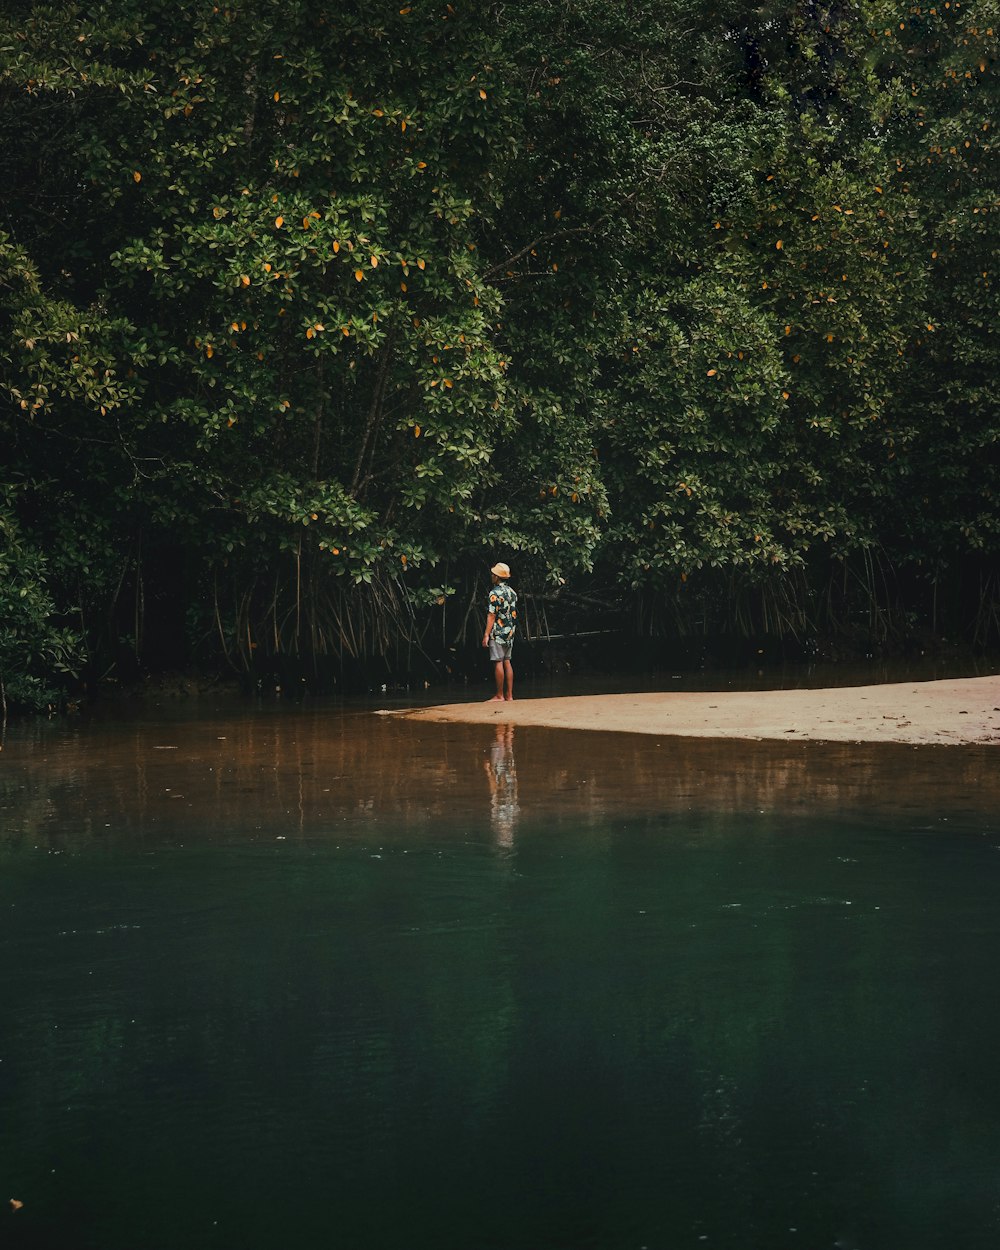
488 640 514 662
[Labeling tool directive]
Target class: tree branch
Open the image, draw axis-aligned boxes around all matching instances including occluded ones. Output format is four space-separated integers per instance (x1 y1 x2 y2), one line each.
482 197 638 281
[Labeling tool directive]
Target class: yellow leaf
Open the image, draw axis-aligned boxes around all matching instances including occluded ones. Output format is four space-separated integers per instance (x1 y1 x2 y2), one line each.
443 378 453 388
10 1200 24 1211
240 274 250 286
373 108 384 117
263 262 272 272
275 215 284 228
784 325 791 334
401 554 407 564
776 239 783 249
417 160 427 169
370 255 379 267
782 390 790 400
341 326 350 336
333 240 340 253
133 170 142 183
417 258 425 270
399 5 411 12
479 89 487 99
331 547 340 555
311 513 318 520
354 269 364 281
302 216 310 229
306 328 314 339
205 344 214 358
227 416 236 427
400 282 407 292
706 368 717 377
874 185 883 193
273 91 280 102
414 424 421 437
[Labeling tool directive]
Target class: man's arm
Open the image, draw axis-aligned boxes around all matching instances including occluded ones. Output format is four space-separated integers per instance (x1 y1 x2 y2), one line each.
482 612 496 648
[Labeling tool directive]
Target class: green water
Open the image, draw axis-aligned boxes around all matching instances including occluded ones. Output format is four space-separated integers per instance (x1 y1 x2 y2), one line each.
2 709 999 1249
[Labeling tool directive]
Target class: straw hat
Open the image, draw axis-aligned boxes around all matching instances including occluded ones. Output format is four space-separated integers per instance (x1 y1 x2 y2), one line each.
490 562 511 579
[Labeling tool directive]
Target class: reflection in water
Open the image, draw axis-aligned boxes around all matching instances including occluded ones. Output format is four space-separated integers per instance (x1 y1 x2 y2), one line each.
2 707 1000 1249
3 706 1000 851
484 723 519 847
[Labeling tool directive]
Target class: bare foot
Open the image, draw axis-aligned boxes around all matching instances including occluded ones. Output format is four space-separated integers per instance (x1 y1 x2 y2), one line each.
504 695 514 701
487 694 504 702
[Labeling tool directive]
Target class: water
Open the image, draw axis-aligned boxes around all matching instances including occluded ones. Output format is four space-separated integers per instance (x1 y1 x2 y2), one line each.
2 705 999 1249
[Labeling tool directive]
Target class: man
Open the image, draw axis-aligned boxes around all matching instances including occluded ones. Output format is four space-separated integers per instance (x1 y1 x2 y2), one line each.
482 561 517 701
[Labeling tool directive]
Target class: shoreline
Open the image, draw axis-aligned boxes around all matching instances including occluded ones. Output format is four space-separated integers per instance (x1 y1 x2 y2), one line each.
394 674 1000 746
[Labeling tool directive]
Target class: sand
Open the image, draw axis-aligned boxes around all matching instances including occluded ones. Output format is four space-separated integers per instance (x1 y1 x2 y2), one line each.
398 675 1000 746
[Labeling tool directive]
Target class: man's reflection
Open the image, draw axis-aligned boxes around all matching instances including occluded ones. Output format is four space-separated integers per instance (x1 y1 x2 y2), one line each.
484 723 519 847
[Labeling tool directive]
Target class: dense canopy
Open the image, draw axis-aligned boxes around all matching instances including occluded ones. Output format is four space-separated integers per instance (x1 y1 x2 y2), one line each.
1 0 997 707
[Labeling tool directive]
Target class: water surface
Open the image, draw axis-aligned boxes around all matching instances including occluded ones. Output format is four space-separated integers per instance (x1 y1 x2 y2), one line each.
1 707 998 1249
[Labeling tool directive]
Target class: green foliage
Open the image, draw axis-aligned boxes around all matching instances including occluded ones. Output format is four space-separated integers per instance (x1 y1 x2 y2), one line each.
0 495 81 712
0 0 997 695
868 0 1000 565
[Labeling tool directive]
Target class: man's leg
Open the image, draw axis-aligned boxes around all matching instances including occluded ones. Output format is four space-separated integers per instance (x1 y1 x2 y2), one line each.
490 660 505 700
503 658 514 701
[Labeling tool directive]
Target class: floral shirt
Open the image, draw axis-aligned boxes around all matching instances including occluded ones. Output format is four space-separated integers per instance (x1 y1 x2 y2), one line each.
487 582 518 644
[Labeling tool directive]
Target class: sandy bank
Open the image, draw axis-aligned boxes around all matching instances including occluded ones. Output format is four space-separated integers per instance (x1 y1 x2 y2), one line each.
397 675 1000 745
